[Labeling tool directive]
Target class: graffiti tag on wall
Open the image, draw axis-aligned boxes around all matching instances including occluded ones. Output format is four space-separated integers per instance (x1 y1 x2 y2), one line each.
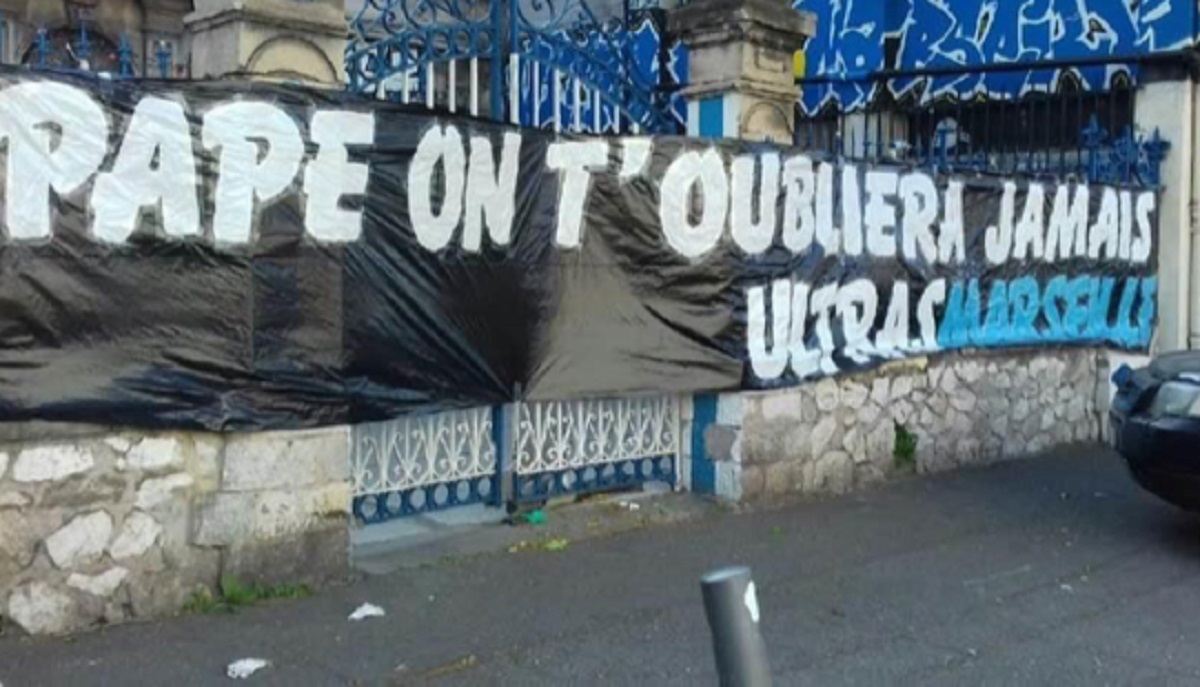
798 0 1195 113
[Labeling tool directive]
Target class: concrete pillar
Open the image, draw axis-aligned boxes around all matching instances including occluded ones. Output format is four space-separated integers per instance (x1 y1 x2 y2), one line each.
669 0 815 144
1135 78 1196 353
184 0 345 84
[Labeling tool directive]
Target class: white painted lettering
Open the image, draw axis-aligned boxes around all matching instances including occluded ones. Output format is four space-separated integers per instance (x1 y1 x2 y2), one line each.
203 102 304 244
304 110 375 242
92 96 199 243
547 140 608 249
659 148 728 259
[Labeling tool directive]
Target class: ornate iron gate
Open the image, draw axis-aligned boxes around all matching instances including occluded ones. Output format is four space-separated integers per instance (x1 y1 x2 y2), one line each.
512 396 681 503
346 0 684 134
351 406 501 524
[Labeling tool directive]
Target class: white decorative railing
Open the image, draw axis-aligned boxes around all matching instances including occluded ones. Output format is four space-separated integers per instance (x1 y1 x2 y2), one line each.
351 396 682 521
514 396 680 476
351 406 496 500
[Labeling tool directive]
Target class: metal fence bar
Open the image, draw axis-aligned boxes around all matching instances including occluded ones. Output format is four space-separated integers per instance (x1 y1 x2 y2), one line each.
795 58 1166 189
469 56 479 116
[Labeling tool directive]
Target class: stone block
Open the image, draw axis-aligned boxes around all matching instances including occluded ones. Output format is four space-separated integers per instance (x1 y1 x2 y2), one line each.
841 381 869 410
842 427 865 463
892 375 914 400
41 472 128 509
739 424 787 465
190 435 224 495
103 436 133 454
889 400 915 425
918 405 937 428
67 567 129 598
126 437 185 472
12 444 95 483
715 461 743 502
814 379 840 412
865 422 896 465
0 451 7 479
958 360 984 383
136 473 195 511
926 366 943 390
127 568 213 620
762 461 800 496
222 522 350 588
783 425 813 463
800 393 818 422
949 389 978 413
956 439 983 464
1066 397 1087 423
760 392 799 421
870 378 891 406
110 512 163 561
717 394 746 427
740 465 766 500
1013 399 1031 422
809 416 839 458
222 427 349 492
929 393 949 416
0 510 60 580
193 482 351 547
46 511 113 570
856 402 882 426
988 413 1010 439
7 581 103 635
704 425 740 463
0 491 31 509
940 368 960 394
1040 412 1057 432
814 451 854 494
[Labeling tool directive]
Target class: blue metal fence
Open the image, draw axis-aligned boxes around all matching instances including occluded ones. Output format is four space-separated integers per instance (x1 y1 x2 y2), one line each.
795 59 1171 189
0 14 174 79
345 0 684 135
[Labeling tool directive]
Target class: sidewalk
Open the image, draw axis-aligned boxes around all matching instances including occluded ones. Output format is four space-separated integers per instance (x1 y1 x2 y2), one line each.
3 447 1200 686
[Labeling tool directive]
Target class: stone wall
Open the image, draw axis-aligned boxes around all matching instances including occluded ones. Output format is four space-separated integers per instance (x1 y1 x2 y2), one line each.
0 427 350 635
700 348 1104 501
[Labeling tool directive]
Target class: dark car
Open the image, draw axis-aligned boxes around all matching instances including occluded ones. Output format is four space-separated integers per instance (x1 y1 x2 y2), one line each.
1110 351 1200 511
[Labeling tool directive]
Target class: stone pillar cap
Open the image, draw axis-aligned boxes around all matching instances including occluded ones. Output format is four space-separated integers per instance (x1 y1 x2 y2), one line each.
186 0 345 35
669 0 816 51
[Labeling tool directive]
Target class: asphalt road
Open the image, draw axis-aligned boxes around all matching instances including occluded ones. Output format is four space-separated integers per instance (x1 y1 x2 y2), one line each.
4 446 1200 686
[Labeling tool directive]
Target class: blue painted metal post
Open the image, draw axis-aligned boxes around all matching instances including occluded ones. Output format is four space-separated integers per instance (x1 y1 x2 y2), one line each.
35 27 49 68
0 13 6 66
489 0 504 121
117 34 134 78
77 23 91 67
691 394 717 495
155 40 172 78
494 401 516 508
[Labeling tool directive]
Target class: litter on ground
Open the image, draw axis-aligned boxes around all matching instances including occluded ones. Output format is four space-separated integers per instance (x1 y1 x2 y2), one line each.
226 658 270 679
348 603 386 622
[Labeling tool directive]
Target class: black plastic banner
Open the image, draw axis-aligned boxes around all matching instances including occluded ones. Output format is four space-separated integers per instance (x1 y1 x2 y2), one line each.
0 71 1158 430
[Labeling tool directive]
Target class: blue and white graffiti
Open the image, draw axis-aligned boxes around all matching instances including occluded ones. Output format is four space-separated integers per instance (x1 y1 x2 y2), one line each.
798 0 1197 114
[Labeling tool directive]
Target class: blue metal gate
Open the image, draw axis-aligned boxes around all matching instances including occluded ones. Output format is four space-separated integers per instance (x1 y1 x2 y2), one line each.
346 0 685 134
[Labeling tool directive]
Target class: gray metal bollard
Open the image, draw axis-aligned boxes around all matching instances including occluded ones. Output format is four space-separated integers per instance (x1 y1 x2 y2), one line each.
701 566 771 687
